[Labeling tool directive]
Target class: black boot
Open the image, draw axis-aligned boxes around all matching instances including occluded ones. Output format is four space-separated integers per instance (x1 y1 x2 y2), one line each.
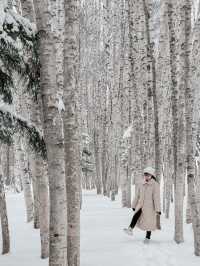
143 231 151 244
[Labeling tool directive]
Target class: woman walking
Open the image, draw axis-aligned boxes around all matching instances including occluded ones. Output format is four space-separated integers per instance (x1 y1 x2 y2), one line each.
123 167 161 243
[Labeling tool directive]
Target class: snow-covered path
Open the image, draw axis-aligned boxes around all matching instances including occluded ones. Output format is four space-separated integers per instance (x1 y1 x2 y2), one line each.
0 190 200 266
81 191 199 266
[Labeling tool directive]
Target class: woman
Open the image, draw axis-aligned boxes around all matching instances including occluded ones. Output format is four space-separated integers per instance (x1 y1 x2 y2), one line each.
123 167 161 243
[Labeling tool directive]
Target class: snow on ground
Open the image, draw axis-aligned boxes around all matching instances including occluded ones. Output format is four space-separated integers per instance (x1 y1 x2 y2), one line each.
0 193 46 266
81 190 199 266
0 190 200 266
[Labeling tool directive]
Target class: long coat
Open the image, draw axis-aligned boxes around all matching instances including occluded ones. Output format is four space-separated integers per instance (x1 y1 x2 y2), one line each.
132 178 161 231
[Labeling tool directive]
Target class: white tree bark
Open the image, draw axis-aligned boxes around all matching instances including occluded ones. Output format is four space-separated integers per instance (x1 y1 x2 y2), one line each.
14 136 34 223
29 156 40 228
144 0 161 180
33 0 67 265
0 145 10 254
184 0 200 256
38 161 49 259
167 0 185 243
63 0 81 265
20 0 50 257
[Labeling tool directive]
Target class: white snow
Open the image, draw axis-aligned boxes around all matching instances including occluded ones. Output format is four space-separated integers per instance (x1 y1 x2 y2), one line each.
0 190 200 266
56 96 65 114
123 125 133 139
0 1 6 32
0 101 44 138
82 132 91 145
0 193 47 266
0 6 36 51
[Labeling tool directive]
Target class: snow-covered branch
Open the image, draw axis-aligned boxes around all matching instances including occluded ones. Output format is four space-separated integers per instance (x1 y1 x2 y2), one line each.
0 103 46 158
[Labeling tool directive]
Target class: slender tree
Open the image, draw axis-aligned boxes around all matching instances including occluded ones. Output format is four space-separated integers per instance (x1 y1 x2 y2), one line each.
184 0 200 256
0 144 10 254
63 0 81 265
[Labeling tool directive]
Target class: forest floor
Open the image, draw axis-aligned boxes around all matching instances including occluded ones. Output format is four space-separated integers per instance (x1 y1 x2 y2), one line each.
0 190 200 266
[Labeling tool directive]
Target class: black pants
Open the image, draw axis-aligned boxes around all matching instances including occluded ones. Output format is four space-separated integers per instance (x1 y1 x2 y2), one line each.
129 209 151 239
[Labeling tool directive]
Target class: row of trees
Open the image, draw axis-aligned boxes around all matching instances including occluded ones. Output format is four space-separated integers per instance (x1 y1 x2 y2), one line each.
77 0 200 256
0 0 200 265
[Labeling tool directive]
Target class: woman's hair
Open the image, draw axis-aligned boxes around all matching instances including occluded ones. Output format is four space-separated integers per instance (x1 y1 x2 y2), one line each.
144 172 158 182
151 175 157 182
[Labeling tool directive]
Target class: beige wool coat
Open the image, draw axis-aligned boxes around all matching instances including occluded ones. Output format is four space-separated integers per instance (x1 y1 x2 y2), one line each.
132 178 161 231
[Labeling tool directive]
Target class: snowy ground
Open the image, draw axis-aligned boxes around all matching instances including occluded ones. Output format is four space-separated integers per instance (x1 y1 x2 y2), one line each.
0 190 200 266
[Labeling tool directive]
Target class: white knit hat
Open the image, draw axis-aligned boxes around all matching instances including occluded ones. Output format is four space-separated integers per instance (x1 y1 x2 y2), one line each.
143 166 155 178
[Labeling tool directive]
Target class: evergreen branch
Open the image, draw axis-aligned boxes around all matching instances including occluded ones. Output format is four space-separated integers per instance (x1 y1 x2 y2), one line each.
0 69 13 104
0 107 47 159
22 31 45 101
0 35 40 102
0 108 14 145
0 9 45 158
0 38 25 76
23 35 41 101
0 9 42 103
3 9 35 51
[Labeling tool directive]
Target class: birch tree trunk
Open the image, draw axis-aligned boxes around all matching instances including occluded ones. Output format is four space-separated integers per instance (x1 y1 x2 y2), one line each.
121 0 130 207
20 143 34 223
0 145 10 255
33 0 67 265
158 0 174 219
184 0 200 256
119 4 126 206
144 0 161 180
167 0 184 243
30 157 40 228
127 0 144 186
63 0 81 265
31 103 49 258
14 135 34 223
100 0 112 197
20 0 50 256
94 129 102 194
38 161 49 259
197 160 200 209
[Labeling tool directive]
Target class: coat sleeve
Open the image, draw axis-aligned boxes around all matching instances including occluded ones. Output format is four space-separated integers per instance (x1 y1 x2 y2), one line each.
132 185 140 209
153 182 161 212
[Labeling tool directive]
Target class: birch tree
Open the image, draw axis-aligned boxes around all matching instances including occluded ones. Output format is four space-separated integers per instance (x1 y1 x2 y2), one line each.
63 0 81 265
32 0 67 265
167 0 185 243
0 144 10 255
20 0 50 257
184 0 200 256
157 0 172 218
143 0 161 180
14 102 34 224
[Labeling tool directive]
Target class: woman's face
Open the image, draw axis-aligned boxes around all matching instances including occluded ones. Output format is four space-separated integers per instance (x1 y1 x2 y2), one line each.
144 173 152 181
